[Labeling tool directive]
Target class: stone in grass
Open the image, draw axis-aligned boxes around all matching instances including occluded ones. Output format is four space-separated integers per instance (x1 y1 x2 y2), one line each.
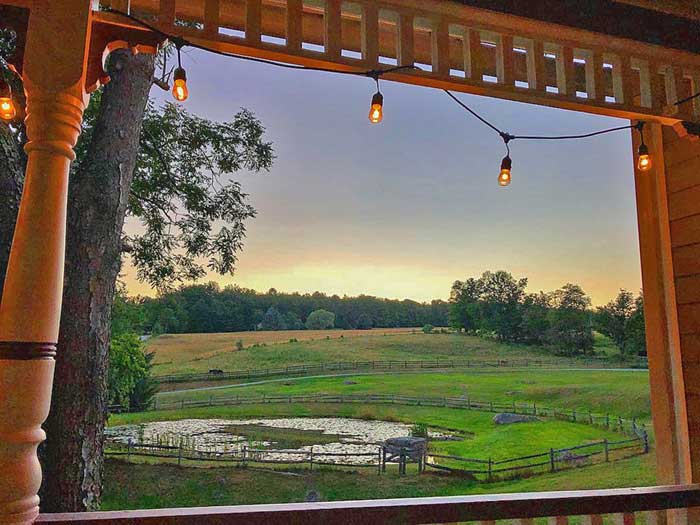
492 413 541 425
343 380 358 385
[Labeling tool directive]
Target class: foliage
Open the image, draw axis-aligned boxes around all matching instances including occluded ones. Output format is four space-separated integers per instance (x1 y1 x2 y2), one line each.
305 309 335 330
108 333 149 409
596 290 646 357
235 340 244 352
128 350 159 411
113 283 450 334
261 306 287 331
422 324 434 334
126 104 274 289
410 423 429 438
448 273 599 355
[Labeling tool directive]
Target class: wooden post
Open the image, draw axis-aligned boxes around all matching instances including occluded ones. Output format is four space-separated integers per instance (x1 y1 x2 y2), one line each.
377 447 382 475
550 448 555 472
309 446 314 471
487 457 493 481
0 2 92 523
178 442 182 466
604 439 610 462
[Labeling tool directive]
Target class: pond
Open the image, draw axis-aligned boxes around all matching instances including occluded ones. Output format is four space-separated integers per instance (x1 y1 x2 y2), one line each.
105 417 455 464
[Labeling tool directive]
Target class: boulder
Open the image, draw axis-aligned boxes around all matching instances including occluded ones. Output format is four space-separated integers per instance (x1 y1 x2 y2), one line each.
492 413 540 425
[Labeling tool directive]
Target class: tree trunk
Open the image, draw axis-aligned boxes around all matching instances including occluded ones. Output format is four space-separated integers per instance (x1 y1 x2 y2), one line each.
0 123 24 297
41 49 155 512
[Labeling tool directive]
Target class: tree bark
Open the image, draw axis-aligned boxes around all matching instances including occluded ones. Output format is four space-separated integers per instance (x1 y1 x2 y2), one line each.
41 49 155 512
0 123 24 298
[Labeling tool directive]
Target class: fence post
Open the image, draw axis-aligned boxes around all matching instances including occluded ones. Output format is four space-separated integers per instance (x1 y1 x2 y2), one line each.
606 414 610 428
309 446 314 471
127 441 131 462
604 439 609 462
589 409 593 424
572 409 576 422
512 400 516 413
378 447 382 475
181 400 184 409
488 457 493 481
209 396 213 407
490 401 493 412
178 442 182 466
382 447 387 473
643 431 649 453
549 448 555 472
533 403 537 416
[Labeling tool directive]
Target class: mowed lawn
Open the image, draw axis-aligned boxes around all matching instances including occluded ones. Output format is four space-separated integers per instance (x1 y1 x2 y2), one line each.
156 369 652 420
102 453 656 511
149 332 577 375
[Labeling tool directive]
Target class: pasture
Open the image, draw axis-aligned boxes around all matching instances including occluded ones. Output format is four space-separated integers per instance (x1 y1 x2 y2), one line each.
149 331 589 376
104 330 655 512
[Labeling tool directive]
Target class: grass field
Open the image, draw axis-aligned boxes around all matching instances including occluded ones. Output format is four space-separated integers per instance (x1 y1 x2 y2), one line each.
105 331 654 512
149 332 584 376
155 368 652 420
102 452 656 511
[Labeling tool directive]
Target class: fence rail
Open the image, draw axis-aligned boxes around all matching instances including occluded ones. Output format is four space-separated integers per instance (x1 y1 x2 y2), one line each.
154 357 649 384
107 392 649 481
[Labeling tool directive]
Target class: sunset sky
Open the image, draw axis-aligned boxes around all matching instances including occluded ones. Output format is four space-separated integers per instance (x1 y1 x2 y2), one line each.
122 48 642 306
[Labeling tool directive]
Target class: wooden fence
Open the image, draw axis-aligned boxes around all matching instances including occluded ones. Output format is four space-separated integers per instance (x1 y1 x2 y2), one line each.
154 357 648 384
107 392 649 481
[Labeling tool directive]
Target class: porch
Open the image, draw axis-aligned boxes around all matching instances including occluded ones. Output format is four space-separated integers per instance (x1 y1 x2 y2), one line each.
1 0 700 523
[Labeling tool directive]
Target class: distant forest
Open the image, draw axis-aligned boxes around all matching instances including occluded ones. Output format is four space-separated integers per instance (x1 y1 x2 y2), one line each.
113 283 450 334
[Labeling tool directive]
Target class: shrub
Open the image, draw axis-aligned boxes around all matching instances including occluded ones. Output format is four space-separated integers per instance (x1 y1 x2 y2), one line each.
235 340 244 351
306 309 335 330
410 423 429 438
422 324 434 334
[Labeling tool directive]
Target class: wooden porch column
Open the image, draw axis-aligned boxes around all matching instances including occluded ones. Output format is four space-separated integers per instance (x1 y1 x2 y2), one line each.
0 2 92 523
635 123 700 523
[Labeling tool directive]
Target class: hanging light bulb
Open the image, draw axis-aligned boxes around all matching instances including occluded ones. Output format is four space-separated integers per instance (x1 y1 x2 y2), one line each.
172 67 189 102
637 143 651 171
171 41 189 102
636 121 651 172
368 91 383 124
0 80 16 122
498 155 512 187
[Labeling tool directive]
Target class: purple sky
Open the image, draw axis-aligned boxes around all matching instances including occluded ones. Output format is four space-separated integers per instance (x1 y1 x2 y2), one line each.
122 48 642 306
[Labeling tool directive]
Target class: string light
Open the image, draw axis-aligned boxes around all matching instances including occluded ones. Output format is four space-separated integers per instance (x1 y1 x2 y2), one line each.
0 79 16 122
171 41 189 102
368 74 383 124
636 121 652 172
108 8 663 187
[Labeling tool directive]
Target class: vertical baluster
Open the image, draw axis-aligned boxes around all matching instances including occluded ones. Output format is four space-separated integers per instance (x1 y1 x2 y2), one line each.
690 71 700 118
613 55 636 106
582 515 604 525
434 18 450 78
557 46 576 96
497 33 514 87
203 0 220 37
246 0 262 43
588 51 606 101
325 0 342 58
527 40 546 92
159 0 176 26
663 65 686 113
636 60 653 108
548 518 569 525
398 13 414 67
613 513 636 525
287 0 302 51
468 28 484 82
648 62 666 113
362 1 379 66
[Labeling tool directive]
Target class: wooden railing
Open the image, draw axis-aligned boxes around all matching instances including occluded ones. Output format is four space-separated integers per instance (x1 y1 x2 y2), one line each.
36 484 700 524
94 0 700 125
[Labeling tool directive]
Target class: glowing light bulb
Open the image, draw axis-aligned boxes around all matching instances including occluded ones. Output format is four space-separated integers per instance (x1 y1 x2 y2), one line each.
368 92 383 124
637 143 651 172
0 96 15 121
498 156 512 187
172 67 189 102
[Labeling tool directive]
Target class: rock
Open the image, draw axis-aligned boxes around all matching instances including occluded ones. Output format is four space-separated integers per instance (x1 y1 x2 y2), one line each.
492 413 540 425
343 380 358 385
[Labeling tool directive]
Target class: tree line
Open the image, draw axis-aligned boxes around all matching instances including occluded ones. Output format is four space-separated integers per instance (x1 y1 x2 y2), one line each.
449 271 646 358
114 282 450 334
